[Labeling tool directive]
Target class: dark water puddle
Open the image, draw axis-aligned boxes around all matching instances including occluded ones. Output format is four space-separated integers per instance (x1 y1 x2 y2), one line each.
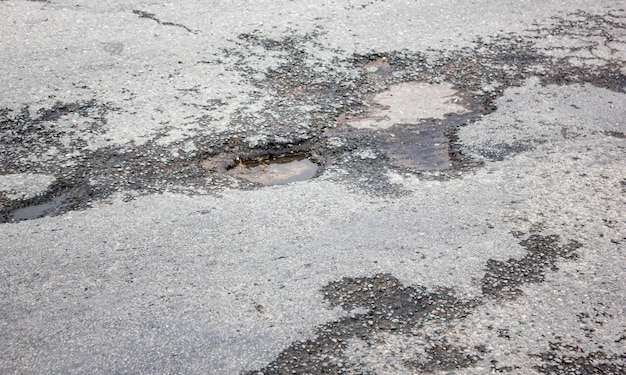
330 80 480 174
9 193 70 221
345 82 470 130
376 123 452 170
229 154 319 185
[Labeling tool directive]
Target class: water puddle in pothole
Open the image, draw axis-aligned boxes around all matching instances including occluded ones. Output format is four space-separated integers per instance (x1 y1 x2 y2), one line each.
228 154 319 186
376 124 452 170
10 194 69 221
335 81 476 171
346 82 469 130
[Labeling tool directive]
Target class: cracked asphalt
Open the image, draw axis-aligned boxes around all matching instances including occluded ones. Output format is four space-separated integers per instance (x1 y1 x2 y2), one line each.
1 1 625 374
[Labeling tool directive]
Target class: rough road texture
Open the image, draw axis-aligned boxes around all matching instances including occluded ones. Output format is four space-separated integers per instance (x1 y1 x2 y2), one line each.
1 1 625 374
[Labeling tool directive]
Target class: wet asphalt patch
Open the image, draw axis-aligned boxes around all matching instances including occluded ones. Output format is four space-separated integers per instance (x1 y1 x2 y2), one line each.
0 176 94 223
8 193 70 221
1 10 625 221
247 234 625 374
374 124 452 171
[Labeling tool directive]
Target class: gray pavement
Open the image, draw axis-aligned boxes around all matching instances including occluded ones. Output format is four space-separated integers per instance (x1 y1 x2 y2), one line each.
1 1 625 374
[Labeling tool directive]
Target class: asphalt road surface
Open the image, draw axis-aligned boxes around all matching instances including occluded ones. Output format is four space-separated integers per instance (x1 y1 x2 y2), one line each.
1 1 625 374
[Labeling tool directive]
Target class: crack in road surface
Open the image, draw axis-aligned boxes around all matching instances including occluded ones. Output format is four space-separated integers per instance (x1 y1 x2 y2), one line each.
133 9 199 34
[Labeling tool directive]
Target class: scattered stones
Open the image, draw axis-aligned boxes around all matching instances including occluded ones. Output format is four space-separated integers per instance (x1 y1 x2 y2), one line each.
534 342 626 374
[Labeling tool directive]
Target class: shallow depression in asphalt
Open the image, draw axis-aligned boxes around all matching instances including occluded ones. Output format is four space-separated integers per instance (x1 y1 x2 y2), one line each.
377 125 452 170
10 194 69 221
347 82 469 130
230 155 319 186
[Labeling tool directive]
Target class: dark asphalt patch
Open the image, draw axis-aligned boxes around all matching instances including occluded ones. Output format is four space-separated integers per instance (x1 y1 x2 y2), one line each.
534 342 626 374
481 234 581 299
247 233 624 374
246 273 478 375
474 140 537 162
605 130 626 139
0 100 111 172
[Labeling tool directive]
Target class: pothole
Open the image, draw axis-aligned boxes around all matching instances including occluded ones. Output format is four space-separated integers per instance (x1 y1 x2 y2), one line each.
344 82 470 130
8 193 71 221
3 10 625 215
227 153 319 186
330 81 476 172
375 123 452 170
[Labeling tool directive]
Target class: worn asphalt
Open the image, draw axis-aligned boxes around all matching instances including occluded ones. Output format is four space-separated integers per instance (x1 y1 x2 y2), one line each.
1 1 625 374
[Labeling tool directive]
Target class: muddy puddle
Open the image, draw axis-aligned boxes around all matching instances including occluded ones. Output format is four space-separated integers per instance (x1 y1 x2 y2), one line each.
227 154 319 186
334 81 474 171
346 82 470 130
9 193 70 221
375 124 452 170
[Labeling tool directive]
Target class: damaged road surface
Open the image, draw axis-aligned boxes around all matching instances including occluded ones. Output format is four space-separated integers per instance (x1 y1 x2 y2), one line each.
1 1 625 374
